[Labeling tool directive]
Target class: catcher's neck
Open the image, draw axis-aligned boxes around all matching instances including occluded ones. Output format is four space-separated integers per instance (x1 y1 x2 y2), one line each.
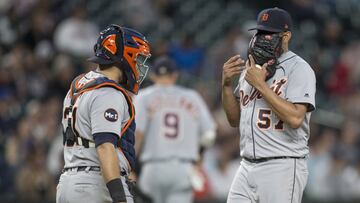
98 66 124 83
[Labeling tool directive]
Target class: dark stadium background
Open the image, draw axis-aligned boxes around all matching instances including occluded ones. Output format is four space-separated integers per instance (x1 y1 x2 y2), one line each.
0 0 359 202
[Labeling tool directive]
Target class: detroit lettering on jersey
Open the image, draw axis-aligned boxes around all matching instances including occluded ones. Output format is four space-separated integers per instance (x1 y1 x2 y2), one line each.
147 95 199 118
239 78 287 107
235 51 316 159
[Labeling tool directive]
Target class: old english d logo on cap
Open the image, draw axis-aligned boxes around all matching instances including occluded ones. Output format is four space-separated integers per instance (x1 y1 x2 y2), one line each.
249 8 292 33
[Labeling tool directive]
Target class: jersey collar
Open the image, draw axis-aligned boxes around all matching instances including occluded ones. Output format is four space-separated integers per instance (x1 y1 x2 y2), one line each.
278 51 296 64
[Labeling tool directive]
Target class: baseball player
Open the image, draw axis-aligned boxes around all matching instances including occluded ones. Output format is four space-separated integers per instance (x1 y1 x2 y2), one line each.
222 8 316 203
134 56 216 203
56 24 151 203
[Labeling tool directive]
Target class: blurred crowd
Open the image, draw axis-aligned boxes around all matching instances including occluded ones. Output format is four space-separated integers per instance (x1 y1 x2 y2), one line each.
0 0 360 203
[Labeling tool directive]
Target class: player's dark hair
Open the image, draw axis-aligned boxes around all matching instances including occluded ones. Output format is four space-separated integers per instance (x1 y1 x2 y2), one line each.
98 62 125 71
98 63 114 70
98 63 128 85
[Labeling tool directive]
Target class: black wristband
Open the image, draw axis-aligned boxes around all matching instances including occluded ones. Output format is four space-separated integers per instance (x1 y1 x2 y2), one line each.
106 178 126 202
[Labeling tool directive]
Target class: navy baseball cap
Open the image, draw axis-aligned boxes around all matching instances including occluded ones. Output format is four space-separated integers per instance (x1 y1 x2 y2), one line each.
153 56 177 75
249 7 292 33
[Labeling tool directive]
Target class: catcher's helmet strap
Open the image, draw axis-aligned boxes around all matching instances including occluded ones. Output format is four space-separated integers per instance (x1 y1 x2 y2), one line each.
69 75 134 116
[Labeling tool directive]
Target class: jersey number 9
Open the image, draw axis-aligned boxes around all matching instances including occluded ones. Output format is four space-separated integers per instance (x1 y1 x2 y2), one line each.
163 113 179 139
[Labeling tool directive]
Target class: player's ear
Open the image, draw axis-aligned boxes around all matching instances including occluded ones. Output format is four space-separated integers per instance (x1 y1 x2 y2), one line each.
282 31 291 43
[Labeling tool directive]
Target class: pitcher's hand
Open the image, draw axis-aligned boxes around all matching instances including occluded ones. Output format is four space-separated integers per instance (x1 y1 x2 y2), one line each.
222 55 246 87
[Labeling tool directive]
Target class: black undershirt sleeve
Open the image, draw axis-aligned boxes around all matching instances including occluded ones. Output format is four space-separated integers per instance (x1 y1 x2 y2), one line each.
93 132 119 147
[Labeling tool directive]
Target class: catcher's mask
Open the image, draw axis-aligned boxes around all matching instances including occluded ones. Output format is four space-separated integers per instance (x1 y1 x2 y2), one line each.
248 30 283 81
88 24 151 94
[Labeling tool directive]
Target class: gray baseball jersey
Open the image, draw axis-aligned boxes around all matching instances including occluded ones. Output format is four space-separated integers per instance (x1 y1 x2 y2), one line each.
234 51 316 158
61 71 131 173
134 85 216 162
227 51 315 203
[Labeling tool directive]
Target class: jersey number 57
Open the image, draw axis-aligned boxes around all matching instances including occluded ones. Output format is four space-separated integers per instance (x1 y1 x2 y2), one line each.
257 109 284 130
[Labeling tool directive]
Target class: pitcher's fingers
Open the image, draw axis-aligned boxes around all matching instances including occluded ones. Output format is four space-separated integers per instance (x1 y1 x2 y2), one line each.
228 70 243 77
248 55 255 67
262 63 268 69
233 66 244 71
236 58 245 66
245 59 250 68
224 55 241 65
227 66 244 74
224 65 242 76
225 64 244 74
224 59 244 70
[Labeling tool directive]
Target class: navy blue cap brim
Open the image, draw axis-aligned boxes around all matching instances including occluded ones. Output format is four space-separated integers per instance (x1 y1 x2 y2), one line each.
248 25 284 33
87 56 114 65
153 56 177 75
153 66 176 75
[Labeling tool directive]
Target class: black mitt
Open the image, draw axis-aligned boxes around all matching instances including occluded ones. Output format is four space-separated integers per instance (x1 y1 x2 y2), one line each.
127 179 153 203
248 32 283 80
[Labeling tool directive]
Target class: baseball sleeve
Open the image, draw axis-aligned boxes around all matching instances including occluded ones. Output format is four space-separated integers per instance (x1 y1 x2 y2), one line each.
194 92 216 147
285 62 316 112
133 91 148 133
90 88 127 136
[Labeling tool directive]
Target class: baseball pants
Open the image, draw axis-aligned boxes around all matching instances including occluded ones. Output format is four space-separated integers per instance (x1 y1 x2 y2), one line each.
227 158 308 203
139 159 193 203
56 167 133 203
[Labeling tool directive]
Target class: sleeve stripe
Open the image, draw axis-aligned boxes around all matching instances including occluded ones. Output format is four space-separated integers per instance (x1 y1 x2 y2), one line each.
93 132 119 147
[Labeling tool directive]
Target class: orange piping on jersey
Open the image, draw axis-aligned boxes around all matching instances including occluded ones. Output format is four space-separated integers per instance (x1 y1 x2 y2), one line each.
69 81 135 138
75 78 96 89
68 78 135 170
69 74 86 98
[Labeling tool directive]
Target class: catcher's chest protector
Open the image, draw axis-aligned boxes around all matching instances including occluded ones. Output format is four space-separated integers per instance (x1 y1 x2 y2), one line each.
67 75 137 169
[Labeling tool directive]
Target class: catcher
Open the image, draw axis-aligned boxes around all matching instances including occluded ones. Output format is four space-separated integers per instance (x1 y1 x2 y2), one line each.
222 8 316 203
56 24 151 203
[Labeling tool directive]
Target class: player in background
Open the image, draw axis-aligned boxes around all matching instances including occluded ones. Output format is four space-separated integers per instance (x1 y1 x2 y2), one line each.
56 24 151 203
222 8 316 203
134 56 217 203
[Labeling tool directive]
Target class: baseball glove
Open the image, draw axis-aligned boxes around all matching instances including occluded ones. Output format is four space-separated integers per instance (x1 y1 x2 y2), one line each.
126 179 153 203
248 31 283 80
